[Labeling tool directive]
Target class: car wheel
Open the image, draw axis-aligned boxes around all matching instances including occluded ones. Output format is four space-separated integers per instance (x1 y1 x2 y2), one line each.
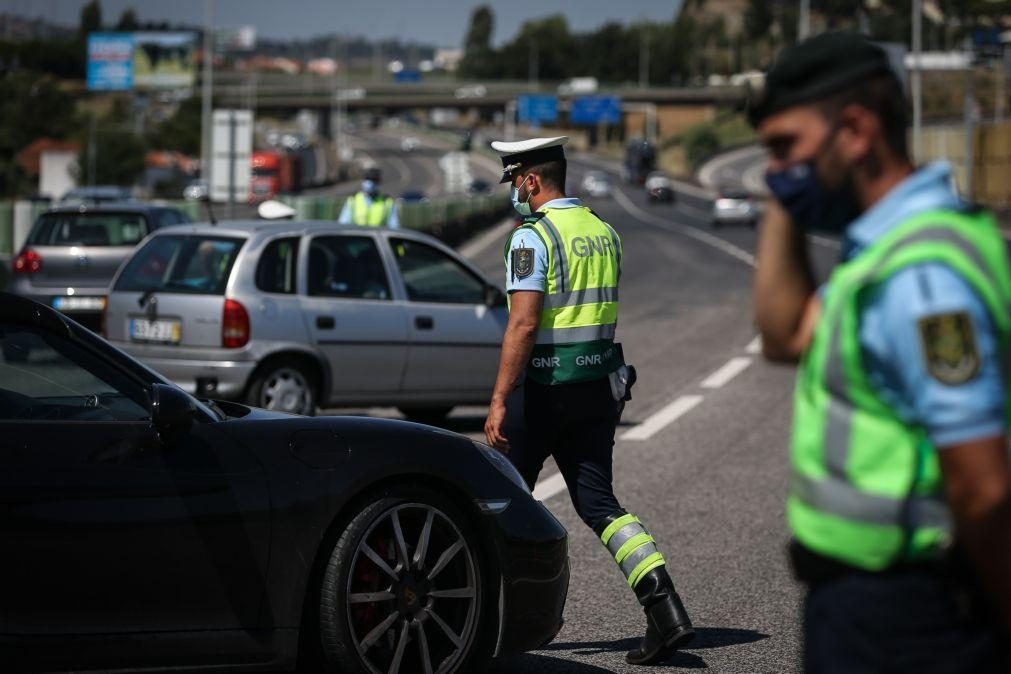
320 488 489 674
398 407 453 425
246 360 317 415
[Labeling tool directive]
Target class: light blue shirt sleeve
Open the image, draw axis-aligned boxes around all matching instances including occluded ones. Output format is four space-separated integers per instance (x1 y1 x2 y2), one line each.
386 200 400 229
859 263 1006 447
505 228 548 293
337 198 353 225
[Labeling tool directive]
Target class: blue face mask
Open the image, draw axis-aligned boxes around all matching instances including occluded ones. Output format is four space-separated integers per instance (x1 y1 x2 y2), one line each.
511 180 532 216
362 180 377 195
764 134 861 234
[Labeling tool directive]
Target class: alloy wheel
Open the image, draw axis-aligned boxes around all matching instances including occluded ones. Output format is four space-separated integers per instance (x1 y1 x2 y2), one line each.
344 503 480 674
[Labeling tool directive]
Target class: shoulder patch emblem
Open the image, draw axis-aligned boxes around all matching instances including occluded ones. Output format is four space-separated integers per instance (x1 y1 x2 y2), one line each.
512 247 534 279
918 311 980 385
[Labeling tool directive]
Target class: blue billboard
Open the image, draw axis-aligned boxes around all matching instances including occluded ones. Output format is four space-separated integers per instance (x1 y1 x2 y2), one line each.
518 94 559 124
87 33 135 91
570 95 622 125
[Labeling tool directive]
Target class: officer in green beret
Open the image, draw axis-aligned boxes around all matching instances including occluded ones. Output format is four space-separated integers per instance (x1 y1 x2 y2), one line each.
752 31 1011 672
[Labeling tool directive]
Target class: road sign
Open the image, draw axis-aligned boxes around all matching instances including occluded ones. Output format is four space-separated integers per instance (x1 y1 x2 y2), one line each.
211 109 253 204
87 33 134 91
570 95 622 125
394 70 422 83
517 95 559 124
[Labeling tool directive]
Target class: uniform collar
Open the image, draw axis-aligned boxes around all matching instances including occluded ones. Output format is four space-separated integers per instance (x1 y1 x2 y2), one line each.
540 197 582 210
842 161 963 261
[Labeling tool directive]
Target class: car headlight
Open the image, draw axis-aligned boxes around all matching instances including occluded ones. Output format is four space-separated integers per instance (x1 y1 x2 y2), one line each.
474 441 531 496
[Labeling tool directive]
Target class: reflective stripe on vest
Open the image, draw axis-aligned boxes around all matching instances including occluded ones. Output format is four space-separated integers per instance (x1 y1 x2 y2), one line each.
790 208 1011 571
599 513 667 588
351 192 393 227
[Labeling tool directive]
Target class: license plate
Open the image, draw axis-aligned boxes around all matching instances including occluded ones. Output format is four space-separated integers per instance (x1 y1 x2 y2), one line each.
53 296 106 311
130 318 182 344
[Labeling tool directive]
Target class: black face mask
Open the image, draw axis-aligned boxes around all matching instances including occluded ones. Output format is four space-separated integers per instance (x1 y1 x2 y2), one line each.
764 127 862 234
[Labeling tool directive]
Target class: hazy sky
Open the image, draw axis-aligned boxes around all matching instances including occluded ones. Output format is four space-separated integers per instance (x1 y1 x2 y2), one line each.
3 0 684 47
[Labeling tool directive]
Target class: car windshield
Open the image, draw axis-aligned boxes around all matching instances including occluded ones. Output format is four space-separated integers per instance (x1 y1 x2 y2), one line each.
114 234 244 295
28 212 149 247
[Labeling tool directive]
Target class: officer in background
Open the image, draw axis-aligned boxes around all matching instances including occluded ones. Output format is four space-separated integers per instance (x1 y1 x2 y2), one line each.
752 32 1011 672
483 136 695 665
338 166 399 228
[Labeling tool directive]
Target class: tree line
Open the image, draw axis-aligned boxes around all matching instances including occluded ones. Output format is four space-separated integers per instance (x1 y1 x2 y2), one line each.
458 1 1011 86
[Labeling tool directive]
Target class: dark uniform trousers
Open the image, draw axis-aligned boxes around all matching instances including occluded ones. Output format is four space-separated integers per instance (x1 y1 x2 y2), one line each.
794 544 1007 673
510 376 622 529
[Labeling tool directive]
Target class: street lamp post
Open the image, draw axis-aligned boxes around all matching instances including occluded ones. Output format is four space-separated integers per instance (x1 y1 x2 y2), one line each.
200 0 214 188
912 0 923 162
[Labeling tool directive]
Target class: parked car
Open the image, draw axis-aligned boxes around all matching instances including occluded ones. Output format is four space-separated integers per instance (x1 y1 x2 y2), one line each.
644 171 675 203
0 291 568 673
9 203 193 332
580 171 612 199
60 185 135 204
104 222 509 419
711 187 760 228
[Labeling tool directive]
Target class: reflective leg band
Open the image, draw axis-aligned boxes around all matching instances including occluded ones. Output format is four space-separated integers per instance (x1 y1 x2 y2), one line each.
627 552 667 589
600 514 667 588
600 513 640 547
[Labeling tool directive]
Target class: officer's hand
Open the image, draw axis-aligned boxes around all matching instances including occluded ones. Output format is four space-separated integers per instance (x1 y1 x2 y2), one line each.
484 400 511 452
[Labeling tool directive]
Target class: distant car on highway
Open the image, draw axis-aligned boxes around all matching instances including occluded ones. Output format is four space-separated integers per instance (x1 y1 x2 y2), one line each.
60 185 134 204
399 189 428 203
454 84 487 99
400 136 420 152
580 171 612 199
469 178 492 195
1 291 568 674
645 171 675 203
9 202 192 332
104 222 509 419
712 187 760 228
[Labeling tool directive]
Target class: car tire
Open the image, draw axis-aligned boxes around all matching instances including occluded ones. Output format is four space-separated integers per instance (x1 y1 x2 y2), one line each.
398 407 453 425
246 359 317 416
319 487 491 674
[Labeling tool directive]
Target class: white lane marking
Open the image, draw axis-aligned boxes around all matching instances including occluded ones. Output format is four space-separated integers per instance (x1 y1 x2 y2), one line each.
532 472 568 501
612 187 756 267
697 145 767 190
700 357 753 389
459 216 516 260
620 395 705 441
742 159 769 195
746 335 762 354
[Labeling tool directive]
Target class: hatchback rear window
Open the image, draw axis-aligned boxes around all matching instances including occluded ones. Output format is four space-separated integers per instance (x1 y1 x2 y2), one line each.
114 235 244 295
29 212 149 247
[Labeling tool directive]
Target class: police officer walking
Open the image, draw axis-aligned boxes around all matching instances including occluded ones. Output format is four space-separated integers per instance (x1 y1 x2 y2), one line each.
752 32 1011 672
483 136 695 665
338 166 399 228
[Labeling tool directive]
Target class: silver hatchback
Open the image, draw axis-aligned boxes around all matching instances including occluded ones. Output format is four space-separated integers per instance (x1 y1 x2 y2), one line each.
104 222 508 417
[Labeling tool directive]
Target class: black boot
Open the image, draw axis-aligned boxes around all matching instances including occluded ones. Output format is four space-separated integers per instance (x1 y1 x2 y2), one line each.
626 567 694 665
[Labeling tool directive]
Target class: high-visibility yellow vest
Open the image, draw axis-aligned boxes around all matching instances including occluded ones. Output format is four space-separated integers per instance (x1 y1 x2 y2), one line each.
505 205 623 385
350 192 394 227
790 208 1011 571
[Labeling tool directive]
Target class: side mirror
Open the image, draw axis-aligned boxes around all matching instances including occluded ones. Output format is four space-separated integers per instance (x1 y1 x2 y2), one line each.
484 285 507 307
151 383 195 438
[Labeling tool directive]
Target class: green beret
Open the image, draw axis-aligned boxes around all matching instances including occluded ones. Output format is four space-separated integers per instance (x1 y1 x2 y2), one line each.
748 32 897 127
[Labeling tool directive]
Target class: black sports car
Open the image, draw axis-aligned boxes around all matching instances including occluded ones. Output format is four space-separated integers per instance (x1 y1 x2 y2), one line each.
0 293 568 673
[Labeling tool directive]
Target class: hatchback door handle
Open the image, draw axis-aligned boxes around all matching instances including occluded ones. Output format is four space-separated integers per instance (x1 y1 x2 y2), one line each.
415 316 434 330
316 316 335 329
